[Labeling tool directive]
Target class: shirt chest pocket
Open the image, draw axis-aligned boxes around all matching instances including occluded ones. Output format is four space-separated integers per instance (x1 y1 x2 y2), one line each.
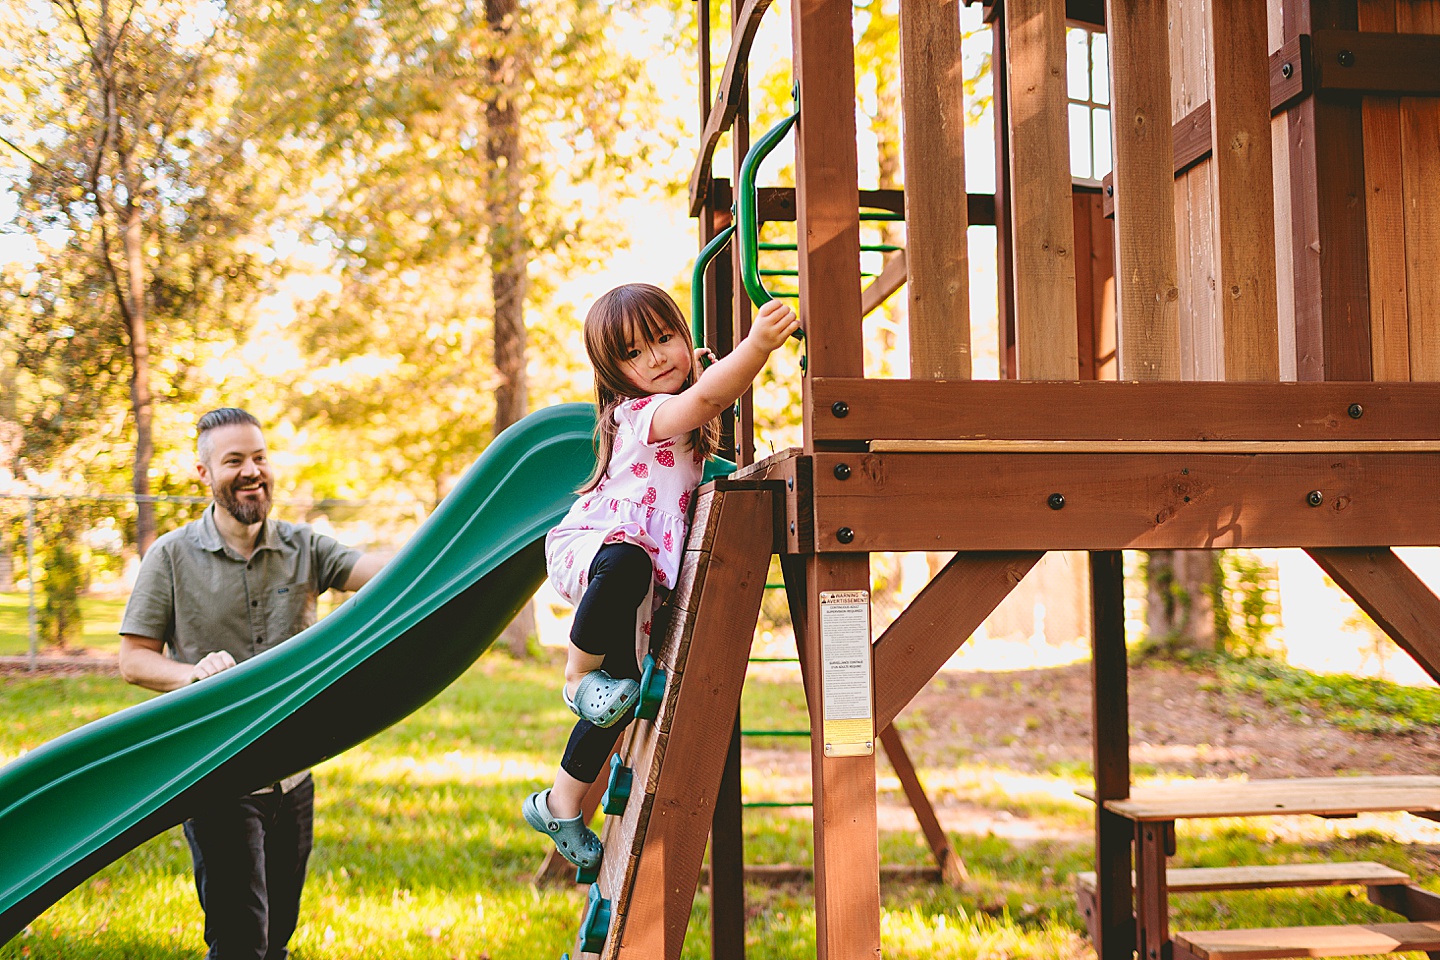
263 580 315 648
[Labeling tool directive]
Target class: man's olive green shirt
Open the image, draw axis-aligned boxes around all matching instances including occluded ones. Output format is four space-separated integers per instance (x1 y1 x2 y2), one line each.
121 504 360 666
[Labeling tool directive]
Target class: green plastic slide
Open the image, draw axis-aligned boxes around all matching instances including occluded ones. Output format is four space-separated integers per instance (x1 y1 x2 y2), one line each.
0 403 727 943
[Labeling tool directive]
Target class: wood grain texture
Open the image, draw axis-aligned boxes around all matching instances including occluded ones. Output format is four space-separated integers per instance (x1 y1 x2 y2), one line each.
1097 775 1440 820
1174 922 1440 960
600 488 774 960
807 378 1440 441
1106 0 1180 380
1208 0 1280 380
808 450 1440 552
872 550 1041 729
800 554 879 960
1306 546 1440 686
1004 0 1079 379
1396 4 1440 380
1357 0 1410 380
1076 861 1411 894
899 0 971 378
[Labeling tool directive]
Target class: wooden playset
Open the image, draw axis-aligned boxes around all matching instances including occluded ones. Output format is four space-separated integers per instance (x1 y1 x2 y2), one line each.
556 0 1440 957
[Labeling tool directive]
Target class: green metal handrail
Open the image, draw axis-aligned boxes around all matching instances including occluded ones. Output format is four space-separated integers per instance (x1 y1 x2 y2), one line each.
737 105 799 309
690 224 737 353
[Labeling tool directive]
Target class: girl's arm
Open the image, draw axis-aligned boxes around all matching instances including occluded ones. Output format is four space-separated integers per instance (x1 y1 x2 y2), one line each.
648 300 800 443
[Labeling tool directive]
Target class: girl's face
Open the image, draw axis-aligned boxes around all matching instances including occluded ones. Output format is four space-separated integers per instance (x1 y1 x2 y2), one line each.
621 321 693 395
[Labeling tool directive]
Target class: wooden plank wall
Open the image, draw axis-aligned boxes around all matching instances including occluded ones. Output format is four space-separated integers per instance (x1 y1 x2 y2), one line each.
1339 0 1440 383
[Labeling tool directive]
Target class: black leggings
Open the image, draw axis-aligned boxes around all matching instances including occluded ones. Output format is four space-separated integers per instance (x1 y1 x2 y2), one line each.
560 542 652 783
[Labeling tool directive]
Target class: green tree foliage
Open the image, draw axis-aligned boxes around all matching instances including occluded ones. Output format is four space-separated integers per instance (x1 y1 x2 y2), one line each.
0 0 324 549
252 0 678 503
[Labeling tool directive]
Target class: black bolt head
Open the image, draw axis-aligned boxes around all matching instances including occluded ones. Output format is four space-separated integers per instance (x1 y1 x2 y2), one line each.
836 527 855 544
834 463 852 481
831 400 849 418
1281 62 1293 79
1338 49 1355 67
1048 493 1066 510
1348 403 1364 419
1307 490 1324 507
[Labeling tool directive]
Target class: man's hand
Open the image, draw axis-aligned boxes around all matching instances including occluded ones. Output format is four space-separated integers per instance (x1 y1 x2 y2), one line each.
745 300 801 352
189 650 237 683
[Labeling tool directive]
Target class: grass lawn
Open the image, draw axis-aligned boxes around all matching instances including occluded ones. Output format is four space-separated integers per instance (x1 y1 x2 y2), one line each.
2 654 1438 958
0 593 128 657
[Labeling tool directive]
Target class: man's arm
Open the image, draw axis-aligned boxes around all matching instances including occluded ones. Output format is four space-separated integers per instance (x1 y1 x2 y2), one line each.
119 635 236 692
342 552 388 592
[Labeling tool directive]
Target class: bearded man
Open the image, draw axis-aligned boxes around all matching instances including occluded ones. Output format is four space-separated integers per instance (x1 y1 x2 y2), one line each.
119 407 385 960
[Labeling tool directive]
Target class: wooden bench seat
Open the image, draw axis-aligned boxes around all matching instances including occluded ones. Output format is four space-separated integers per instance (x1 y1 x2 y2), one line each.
1074 861 1410 895
1077 775 1440 821
1172 921 1440 960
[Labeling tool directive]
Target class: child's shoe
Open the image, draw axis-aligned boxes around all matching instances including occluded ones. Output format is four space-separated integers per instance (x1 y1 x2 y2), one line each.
564 670 640 728
522 789 603 869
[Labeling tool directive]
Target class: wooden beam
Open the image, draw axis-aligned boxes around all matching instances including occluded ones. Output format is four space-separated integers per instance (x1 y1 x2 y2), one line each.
1089 551 1134 960
1208 0 1280 381
1004 0 1079 379
872 550 1042 729
800 556 879 960
687 0 777 215
899 0 971 378
877 726 967 886
1304 547 1440 685
1103 0 1179 379
860 249 907 317
1310 29 1440 96
1358 0 1410 380
1285 2 1372 382
1395 5 1440 381
794 0 864 449
807 378 1440 442
808 450 1440 552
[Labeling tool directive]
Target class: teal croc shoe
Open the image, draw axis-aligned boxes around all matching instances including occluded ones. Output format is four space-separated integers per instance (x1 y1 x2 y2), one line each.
565 670 640 728
523 789 603 869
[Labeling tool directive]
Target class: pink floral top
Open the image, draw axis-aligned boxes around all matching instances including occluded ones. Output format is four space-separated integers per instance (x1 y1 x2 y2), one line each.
545 394 704 606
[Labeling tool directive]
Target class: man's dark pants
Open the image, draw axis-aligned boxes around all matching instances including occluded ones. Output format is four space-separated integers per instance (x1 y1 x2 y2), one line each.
183 774 314 960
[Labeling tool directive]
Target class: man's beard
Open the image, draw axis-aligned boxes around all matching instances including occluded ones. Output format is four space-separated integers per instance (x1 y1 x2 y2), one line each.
217 479 271 525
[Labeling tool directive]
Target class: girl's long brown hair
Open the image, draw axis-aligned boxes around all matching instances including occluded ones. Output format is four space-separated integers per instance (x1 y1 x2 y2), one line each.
579 283 720 493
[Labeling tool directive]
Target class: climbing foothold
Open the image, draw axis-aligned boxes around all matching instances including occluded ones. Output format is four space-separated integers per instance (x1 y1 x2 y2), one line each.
575 861 599 885
636 654 667 721
602 752 634 815
580 883 613 953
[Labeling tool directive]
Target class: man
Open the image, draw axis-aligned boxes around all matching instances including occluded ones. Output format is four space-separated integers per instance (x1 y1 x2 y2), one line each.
119 407 386 960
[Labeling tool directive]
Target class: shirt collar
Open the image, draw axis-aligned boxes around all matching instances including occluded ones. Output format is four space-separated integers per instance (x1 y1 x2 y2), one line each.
192 503 281 557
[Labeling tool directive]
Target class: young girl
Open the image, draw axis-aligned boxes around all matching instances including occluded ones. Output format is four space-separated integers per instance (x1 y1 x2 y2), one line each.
525 282 800 869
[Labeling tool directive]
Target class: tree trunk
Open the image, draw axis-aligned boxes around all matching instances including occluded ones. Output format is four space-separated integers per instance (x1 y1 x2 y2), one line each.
123 197 157 556
487 0 535 657
1145 549 1219 653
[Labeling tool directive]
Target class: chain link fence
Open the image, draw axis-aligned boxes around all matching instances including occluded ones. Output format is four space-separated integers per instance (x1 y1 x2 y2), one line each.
0 493 425 670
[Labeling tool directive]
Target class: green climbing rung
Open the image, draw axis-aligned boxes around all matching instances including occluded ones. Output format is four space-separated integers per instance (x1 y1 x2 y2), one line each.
741 729 810 738
580 884 612 953
747 657 799 663
636 654 666 721
602 753 633 816
860 211 904 221
742 800 814 808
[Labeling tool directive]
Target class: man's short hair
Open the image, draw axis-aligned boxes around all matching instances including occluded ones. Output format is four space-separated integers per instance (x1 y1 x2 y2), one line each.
196 408 263 464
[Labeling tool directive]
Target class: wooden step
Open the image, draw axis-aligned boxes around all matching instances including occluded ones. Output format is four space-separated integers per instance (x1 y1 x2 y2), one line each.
1074 861 1410 895
1076 776 1440 821
1172 922 1440 960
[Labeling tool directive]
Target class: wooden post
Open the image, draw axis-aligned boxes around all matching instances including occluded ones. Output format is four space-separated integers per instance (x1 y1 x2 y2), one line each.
898 0 971 378
1089 549 1134 960
1105 0 1180 380
1358 0 1410 380
1004 0 1079 379
1283 0 1373 381
1207 0 1280 380
791 0 872 952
